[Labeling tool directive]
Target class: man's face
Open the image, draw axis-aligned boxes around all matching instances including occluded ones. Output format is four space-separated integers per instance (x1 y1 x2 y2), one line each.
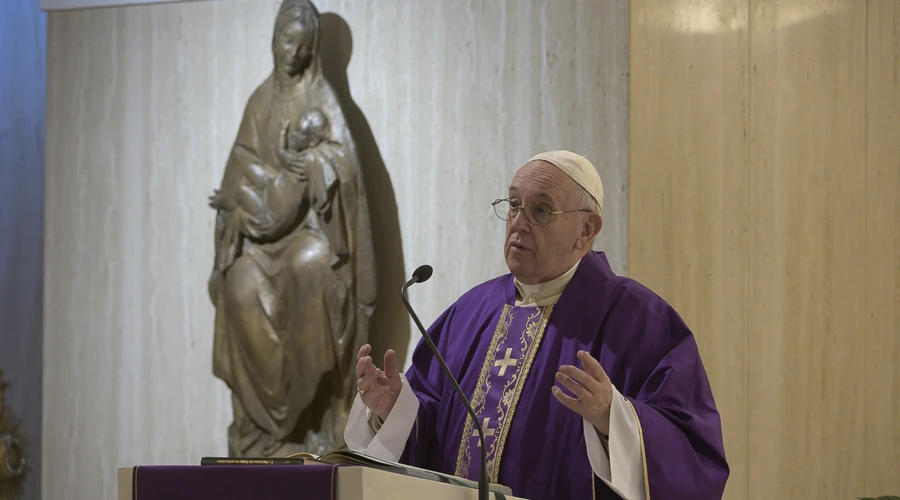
504 161 593 285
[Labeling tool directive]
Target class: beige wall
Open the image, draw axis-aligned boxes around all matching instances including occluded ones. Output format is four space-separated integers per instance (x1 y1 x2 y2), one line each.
630 1 900 499
42 1 629 499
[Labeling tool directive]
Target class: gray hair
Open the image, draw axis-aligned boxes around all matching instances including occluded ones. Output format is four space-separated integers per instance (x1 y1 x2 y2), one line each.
574 184 601 247
574 184 601 214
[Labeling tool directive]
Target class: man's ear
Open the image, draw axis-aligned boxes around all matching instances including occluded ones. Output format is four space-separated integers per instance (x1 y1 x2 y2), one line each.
591 213 603 236
576 213 603 250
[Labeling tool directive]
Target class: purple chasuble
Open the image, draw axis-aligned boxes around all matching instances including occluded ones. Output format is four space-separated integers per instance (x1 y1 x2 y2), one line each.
456 305 552 481
400 251 729 499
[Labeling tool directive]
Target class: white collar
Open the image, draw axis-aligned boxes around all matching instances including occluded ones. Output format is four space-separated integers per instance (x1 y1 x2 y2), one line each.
513 260 580 306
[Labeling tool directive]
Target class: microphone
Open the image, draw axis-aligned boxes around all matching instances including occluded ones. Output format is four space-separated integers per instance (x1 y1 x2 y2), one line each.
411 264 433 283
401 265 490 500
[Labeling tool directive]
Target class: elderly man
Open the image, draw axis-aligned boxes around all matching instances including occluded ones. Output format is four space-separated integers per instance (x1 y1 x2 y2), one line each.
345 151 729 499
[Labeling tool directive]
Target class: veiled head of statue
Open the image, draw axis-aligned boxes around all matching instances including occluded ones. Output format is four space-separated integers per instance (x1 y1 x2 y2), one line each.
272 0 320 76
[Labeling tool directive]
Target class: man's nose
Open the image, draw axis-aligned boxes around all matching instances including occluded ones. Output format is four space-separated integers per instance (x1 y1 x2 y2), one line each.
508 208 531 233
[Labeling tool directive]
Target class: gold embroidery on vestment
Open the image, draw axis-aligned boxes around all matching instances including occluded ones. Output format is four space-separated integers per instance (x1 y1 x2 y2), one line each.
454 305 510 477
453 304 554 481
490 306 552 478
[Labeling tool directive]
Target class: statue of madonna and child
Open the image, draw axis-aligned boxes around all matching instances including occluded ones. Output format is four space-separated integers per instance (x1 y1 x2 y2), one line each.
207 0 376 457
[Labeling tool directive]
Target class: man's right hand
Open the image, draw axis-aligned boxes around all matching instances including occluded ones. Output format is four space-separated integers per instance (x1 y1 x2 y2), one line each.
356 344 402 420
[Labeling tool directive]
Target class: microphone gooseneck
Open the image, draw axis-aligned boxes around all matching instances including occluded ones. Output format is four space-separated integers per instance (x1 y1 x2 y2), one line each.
400 267 490 500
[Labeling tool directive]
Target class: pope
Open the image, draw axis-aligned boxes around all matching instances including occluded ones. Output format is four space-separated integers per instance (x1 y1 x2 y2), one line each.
344 150 729 499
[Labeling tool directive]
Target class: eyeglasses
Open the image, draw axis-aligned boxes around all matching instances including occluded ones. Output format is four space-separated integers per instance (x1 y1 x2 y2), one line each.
491 198 592 226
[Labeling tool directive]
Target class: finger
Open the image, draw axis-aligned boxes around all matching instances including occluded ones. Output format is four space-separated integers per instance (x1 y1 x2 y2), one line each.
357 370 383 392
383 349 399 378
376 372 397 389
551 386 581 413
577 351 610 383
555 372 589 399
356 355 376 379
559 365 601 393
357 344 372 360
359 363 384 385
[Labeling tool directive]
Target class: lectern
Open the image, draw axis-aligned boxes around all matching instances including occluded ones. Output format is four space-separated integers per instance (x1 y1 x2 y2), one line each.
117 464 526 500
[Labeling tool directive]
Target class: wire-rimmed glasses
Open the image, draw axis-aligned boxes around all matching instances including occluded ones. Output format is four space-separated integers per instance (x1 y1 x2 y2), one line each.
491 198 592 226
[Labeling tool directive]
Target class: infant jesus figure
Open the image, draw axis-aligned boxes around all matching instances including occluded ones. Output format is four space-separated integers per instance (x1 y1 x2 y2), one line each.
209 108 330 269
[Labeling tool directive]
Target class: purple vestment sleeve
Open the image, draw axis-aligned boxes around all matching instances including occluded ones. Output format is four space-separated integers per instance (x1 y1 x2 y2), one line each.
398 314 444 468
399 303 476 471
597 283 730 499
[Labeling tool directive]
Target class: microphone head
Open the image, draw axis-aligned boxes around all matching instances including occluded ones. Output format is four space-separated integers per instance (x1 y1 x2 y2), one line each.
412 265 433 283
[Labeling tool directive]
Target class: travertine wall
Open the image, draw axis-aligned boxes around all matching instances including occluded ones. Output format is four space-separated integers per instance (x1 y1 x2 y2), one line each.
43 1 629 498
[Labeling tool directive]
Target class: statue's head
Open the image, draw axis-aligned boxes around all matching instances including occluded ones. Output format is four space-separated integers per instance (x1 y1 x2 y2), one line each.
272 0 320 77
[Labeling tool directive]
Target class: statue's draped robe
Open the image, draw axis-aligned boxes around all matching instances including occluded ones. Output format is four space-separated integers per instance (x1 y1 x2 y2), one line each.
397 251 728 499
210 64 376 455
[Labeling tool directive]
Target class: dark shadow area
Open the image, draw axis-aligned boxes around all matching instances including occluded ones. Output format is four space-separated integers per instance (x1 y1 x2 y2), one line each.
319 13 410 367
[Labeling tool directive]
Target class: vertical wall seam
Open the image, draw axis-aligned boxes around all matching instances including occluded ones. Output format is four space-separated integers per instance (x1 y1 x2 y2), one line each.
745 1 753 499
863 0 869 494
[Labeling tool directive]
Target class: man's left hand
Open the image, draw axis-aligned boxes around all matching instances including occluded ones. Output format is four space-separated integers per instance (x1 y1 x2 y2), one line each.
552 350 613 435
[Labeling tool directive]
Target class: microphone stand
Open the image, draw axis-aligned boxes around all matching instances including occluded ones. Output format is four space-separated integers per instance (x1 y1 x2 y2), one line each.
401 272 490 500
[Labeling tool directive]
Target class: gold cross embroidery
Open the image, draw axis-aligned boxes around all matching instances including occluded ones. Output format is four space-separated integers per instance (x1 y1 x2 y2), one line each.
493 348 518 377
473 417 496 447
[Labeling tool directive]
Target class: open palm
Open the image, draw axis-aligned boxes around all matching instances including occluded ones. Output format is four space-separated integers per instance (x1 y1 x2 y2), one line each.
355 344 403 420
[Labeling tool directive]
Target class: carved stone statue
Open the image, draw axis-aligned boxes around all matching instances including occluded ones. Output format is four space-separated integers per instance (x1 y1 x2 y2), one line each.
208 0 376 457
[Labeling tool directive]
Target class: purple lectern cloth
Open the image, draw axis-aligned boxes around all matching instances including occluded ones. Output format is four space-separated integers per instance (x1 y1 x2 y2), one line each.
132 464 338 500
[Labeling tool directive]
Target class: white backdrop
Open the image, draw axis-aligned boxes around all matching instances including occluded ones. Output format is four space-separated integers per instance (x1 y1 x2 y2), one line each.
43 1 629 499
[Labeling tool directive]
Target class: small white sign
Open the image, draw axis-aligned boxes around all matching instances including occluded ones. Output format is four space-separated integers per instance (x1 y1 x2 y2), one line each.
40 0 216 12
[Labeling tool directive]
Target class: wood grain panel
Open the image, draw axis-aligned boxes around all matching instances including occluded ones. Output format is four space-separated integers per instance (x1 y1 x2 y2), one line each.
748 1 867 498
629 1 749 498
865 0 900 495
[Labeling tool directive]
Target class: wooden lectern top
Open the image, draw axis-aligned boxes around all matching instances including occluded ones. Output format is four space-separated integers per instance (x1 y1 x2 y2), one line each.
117 465 527 500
